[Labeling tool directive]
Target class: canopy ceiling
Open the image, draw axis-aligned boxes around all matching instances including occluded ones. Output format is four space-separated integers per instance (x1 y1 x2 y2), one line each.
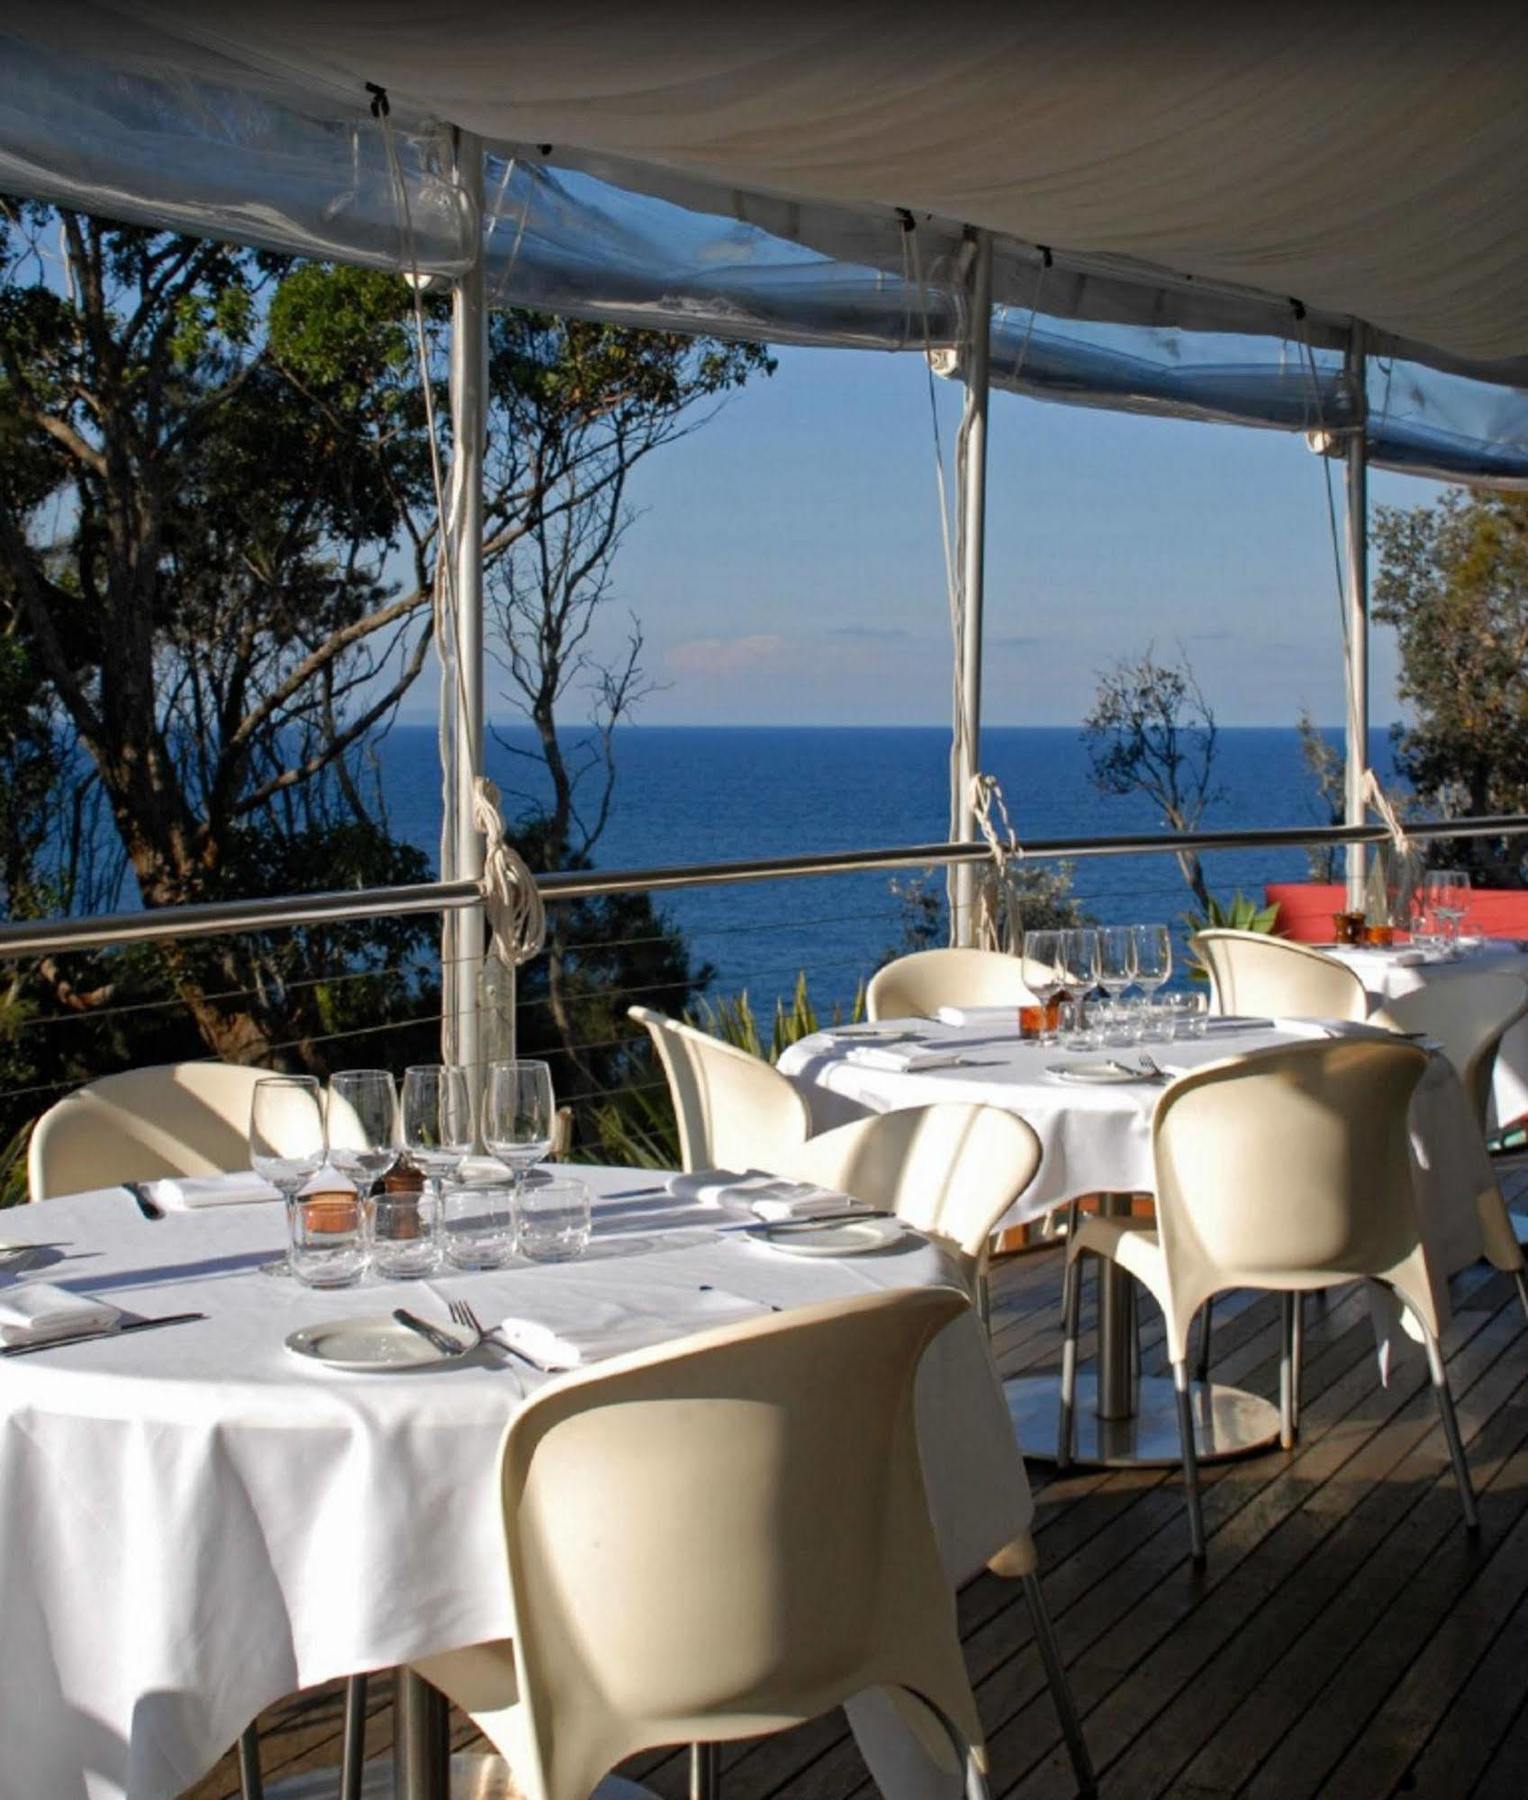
95 0 1528 366
1 1 1525 483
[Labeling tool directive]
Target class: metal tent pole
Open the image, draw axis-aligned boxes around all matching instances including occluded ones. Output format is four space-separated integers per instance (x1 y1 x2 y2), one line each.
443 130 489 1075
950 230 993 947
1343 323 1370 912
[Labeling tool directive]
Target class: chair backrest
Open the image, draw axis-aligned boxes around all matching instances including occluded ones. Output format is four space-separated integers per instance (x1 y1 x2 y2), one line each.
774 1102 1042 1259
497 1287 982 1800
28 1061 272 1202
1191 929 1369 1021
1371 970 1528 1132
866 947 1037 1021
1151 1038 1433 1357
627 1007 811 1172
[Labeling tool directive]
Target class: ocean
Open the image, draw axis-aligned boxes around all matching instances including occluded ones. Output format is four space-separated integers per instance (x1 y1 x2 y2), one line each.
376 724 1401 1012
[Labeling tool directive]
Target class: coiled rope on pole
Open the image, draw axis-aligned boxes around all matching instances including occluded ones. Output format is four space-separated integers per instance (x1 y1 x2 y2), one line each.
969 771 1025 951
472 775 546 965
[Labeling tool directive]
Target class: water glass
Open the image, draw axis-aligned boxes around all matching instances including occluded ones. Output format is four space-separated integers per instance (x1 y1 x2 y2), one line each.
1132 924 1173 1035
287 1191 368 1287
401 1064 474 1201
441 1183 518 1270
250 1074 326 1276
371 1191 442 1280
1096 926 1138 1046
1164 992 1208 1040
517 1175 592 1263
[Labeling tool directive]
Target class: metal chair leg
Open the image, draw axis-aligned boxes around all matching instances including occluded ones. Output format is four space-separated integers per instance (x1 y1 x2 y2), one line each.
237 1725 264 1800
1278 1293 1297 1450
1057 1251 1084 1470
1193 1295 1213 1384
1425 1332 1479 1532
1514 1265 1528 1324
1022 1571 1097 1796
689 1742 720 1800
1290 1290 1303 1434
1172 1359 1207 1565
340 1674 367 1800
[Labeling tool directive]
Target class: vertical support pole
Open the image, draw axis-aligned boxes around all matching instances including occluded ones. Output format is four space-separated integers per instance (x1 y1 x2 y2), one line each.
444 130 489 1075
950 230 993 946
1343 323 1370 912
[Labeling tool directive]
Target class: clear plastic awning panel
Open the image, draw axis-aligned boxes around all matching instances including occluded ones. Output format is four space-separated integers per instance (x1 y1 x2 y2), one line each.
0 3 1523 486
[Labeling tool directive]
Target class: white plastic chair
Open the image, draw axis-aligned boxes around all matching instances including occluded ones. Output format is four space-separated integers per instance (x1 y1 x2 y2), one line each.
1191 930 1368 1022
412 1288 1094 1800
1372 970 1528 1133
1059 1039 1477 1564
627 1007 811 1172
29 1061 369 1799
866 947 1039 1022
774 1102 1043 1325
28 1061 276 1202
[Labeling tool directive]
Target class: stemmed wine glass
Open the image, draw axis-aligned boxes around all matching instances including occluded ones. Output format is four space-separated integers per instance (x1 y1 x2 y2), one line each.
1022 929 1065 1046
483 1060 557 1209
1059 928 1099 1049
1096 926 1138 1045
1427 868 1471 956
400 1065 474 1262
250 1074 327 1276
1132 924 1173 1039
327 1068 399 1224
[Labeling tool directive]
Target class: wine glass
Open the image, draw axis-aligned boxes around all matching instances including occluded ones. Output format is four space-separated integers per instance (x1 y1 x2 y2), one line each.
483 1060 557 1206
1132 924 1173 1039
249 1075 326 1276
1022 929 1065 1046
1427 868 1471 956
401 1065 473 1264
327 1068 399 1214
1059 928 1099 1049
1096 926 1138 1045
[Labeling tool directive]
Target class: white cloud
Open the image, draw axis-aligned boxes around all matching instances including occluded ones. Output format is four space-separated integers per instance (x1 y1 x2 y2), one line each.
664 633 789 677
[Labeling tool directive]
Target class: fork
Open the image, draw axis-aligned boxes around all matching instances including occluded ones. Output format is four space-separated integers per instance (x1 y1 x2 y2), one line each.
448 1299 546 1375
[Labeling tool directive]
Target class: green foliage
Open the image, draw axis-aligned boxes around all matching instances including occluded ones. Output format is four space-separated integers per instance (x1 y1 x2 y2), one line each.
1182 890 1281 980
1373 489 1528 884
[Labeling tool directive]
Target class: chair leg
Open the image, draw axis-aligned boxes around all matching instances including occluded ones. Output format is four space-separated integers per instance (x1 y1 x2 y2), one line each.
1193 1295 1213 1385
237 1725 264 1800
689 1742 720 1800
1022 1571 1097 1796
340 1674 367 1800
1290 1291 1303 1434
1278 1293 1297 1450
1425 1332 1479 1533
1514 1265 1528 1324
1171 1359 1207 1566
1057 1252 1084 1470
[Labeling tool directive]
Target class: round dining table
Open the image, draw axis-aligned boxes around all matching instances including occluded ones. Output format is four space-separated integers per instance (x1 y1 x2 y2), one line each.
0 1168 1027 1800
779 1011 1503 1469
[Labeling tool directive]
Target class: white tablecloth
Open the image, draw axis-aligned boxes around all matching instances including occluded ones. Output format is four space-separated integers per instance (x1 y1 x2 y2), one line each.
1327 940 1528 1125
780 1017 1509 1328
0 1170 1027 1800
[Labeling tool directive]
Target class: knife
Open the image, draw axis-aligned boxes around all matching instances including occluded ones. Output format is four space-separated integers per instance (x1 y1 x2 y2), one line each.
392 1308 466 1357
123 1180 164 1220
2 1311 206 1357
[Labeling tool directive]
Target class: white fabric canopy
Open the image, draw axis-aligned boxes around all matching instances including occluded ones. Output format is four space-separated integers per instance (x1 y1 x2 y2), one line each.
97 0 1528 365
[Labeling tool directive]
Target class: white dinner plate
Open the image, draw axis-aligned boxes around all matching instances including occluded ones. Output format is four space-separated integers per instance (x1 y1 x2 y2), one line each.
749 1215 906 1257
285 1314 474 1372
1046 1060 1146 1085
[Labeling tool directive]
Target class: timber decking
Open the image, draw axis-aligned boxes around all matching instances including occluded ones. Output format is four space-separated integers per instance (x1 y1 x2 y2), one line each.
181 1181 1528 1800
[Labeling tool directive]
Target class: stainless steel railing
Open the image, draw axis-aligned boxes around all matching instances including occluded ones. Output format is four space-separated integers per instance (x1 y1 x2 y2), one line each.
3 813 1527 960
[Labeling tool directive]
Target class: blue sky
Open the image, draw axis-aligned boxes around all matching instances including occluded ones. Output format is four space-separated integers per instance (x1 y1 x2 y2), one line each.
405 343 1442 730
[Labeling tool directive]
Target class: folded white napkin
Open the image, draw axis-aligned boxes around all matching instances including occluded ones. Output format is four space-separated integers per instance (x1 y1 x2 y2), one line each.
665 1170 867 1220
935 1004 1022 1028
845 1044 964 1073
1344 946 1427 968
499 1287 772 1371
0 1284 120 1347
144 1172 284 1210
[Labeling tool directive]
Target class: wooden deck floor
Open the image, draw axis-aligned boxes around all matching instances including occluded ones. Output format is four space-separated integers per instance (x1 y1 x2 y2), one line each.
184 1182 1528 1800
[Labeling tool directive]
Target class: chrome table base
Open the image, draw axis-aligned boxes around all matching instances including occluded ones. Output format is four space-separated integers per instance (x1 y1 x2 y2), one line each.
1005 1371 1282 1466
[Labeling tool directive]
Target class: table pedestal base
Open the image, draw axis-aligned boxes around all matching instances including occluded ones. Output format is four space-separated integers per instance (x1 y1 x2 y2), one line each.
1005 1372 1283 1468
